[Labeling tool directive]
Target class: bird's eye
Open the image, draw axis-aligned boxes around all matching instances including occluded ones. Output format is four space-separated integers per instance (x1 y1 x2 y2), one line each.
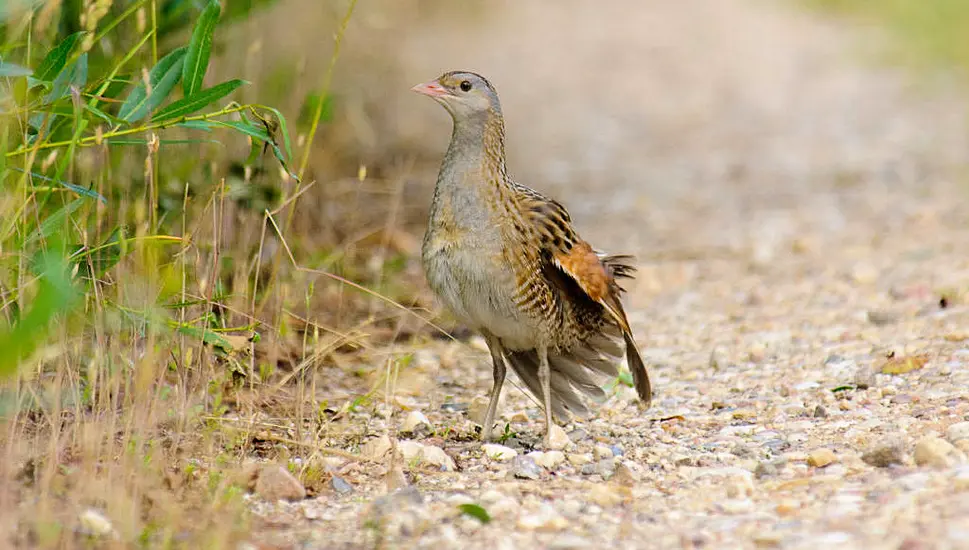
459 80 472 92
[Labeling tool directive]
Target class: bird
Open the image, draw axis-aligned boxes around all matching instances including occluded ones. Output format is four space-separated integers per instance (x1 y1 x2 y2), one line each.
412 70 651 445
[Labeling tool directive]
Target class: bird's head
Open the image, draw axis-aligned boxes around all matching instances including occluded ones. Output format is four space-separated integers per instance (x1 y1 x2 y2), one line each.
411 71 501 120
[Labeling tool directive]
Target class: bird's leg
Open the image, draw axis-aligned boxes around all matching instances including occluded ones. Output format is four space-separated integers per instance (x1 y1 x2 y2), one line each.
481 335 507 442
537 343 553 447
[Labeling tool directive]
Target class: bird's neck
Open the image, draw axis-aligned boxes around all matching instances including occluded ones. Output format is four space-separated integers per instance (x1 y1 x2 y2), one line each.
429 109 513 225
443 109 508 186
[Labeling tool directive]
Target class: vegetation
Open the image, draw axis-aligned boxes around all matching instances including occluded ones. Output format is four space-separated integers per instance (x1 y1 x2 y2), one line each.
806 0 969 73
0 0 425 547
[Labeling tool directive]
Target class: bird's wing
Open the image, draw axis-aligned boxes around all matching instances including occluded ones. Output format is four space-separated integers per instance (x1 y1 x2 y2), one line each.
512 181 652 406
511 181 632 330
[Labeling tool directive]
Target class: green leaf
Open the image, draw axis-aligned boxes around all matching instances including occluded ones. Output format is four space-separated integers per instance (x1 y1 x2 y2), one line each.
152 79 245 121
170 322 231 351
84 103 123 126
119 47 187 122
457 504 491 524
0 61 32 77
0 246 81 378
71 227 127 280
182 0 222 97
175 120 216 131
44 52 88 104
211 119 271 142
10 167 106 203
32 32 86 84
27 198 85 244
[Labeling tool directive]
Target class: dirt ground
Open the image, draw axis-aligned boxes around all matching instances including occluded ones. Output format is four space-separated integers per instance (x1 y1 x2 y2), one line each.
247 1 969 548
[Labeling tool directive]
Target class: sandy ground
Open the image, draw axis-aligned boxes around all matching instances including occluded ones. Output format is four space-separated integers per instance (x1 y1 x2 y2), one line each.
245 1 969 548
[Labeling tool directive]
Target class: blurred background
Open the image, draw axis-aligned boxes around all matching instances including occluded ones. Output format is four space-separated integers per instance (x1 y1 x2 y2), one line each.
2 0 969 547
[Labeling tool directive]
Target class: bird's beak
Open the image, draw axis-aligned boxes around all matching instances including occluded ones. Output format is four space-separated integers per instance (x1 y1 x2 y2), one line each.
411 80 450 98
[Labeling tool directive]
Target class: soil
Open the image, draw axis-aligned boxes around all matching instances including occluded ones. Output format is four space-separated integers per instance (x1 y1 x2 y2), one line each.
247 1 969 548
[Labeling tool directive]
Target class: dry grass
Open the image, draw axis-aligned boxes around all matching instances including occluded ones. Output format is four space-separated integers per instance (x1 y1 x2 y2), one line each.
0 1 460 547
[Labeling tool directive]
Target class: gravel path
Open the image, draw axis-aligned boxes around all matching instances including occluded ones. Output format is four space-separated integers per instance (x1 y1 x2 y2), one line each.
248 1 969 548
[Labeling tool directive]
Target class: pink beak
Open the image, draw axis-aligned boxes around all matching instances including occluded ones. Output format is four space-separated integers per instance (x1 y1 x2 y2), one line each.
411 80 451 98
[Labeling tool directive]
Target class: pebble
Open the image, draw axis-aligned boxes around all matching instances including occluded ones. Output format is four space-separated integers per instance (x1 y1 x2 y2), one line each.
594 444 614 460
807 448 838 468
853 367 876 389
568 453 593 466
588 482 630 507
946 422 969 443
362 435 393 460
401 410 431 433
468 396 490 426
330 475 354 494
913 437 966 469
862 441 906 468
399 441 456 471
596 458 617 478
530 450 566 469
78 508 117 539
517 504 568 531
483 444 518 461
254 465 306 501
613 461 642 485
512 455 544 480
548 424 571 450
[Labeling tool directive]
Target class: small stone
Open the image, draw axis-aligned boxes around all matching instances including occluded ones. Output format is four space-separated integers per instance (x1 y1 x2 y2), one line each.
483 444 518 461
755 460 783 478
547 425 570 450
867 309 901 325
330 475 353 494
468 396 490 426
807 448 838 468
953 467 969 491
254 465 306 501
594 444 614 460
748 342 767 362
596 458 617 478
401 411 431 433
517 504 568 531
509 410 530 423
78 509 117 539
568 453 593 466
813 405 828 418
399 441 456 471
549 535 594 549
946 422 969 443
566 428 589 441
776 499 800 516
612 461 641 485
362 435 393 460
862 441 905 468
588 483 630 507
530 450 565 469
914 437 966 469
420 445 457 471
725 473 754 498
853 367 876 390
512 455 544 480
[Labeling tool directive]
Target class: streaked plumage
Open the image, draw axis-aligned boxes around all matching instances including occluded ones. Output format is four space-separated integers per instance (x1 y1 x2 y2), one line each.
413 71 651 443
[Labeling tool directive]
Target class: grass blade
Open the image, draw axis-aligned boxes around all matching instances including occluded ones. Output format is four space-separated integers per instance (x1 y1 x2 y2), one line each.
0 247 80 378
119 47 187 122
152 79 245 121
182 0 222 97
